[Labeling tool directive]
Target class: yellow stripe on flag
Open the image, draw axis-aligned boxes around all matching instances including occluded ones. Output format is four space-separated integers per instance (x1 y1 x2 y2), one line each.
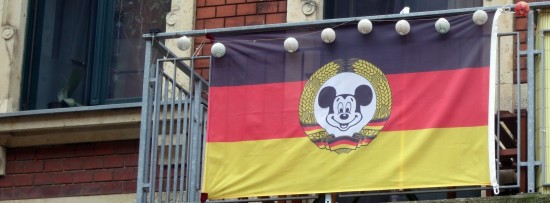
203 126 490 199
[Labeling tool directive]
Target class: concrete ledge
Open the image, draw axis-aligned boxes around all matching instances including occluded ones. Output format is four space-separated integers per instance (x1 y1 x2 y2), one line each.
0 104 142 147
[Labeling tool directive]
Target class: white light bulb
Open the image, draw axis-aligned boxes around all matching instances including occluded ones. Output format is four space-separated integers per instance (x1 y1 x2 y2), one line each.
435 18 450 34
321 28 336 43
176 36 191 51
211 42 226 58
357 19 373 34
473 10 488 25
284 37 299 53
395 20 410 36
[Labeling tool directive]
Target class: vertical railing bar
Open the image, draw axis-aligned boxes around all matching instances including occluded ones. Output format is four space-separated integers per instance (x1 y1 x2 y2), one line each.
185 57 196 202
196 81 203 201
143 64 156 200
200 56 211 199
191 100 203 203
166 61 178 200
137 38 153 203
186 88 195 201
173 89 183 202
149 60 163 203
515 30 523 192
199 104 208 194
187 79 202 202
179 59 192 201
158 70 171 202
539 30 546 186
542 30 549 185
179 93 191 202
189 57 195 104
527 11 536 193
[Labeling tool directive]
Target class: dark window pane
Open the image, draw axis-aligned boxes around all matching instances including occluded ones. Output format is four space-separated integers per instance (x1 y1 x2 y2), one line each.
108 0 171 99
23 0 172 109
324 0 482 19
29 0 94 109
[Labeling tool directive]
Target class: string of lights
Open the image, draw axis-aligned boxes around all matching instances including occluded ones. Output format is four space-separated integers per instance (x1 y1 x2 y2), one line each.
173 1 529 57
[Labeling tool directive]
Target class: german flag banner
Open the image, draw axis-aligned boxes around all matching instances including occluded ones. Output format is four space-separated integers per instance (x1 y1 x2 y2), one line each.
204 11 500 199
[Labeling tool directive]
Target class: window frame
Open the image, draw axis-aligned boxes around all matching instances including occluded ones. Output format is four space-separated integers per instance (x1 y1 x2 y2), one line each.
21 0 143 110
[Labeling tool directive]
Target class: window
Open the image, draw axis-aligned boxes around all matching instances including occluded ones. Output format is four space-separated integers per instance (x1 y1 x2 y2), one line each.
21 0 171 110
324 0 483 19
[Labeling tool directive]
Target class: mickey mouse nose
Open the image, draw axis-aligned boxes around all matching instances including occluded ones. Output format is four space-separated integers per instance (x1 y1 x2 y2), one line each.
340 114 349 120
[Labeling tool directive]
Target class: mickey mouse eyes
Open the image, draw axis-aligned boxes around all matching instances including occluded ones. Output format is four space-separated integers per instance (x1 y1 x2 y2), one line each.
337 102 352 114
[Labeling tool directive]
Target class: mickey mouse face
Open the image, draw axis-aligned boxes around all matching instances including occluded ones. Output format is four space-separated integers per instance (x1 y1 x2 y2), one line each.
320 85 372 131
314 72 377 137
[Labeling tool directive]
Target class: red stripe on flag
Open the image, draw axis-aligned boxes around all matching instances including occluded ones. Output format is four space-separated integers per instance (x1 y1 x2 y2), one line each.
328 139 359 147
302 125 323 131
207 67 489 142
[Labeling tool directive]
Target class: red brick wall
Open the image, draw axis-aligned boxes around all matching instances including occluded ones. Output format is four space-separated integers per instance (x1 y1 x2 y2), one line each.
0 140 139 200
194 0 287 81
513 0 546 83
514 0 528 84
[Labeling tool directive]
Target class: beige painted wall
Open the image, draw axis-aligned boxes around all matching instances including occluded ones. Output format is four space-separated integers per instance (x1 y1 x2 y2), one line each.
287 0 323 22
0 0 27 113
162 0 196 92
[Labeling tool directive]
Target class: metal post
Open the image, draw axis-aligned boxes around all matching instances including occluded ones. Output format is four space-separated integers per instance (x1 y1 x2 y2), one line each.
200 103 208 197
155 67 169 202
173 89 184 203
544 29 549 189
137 39 153 203
187 80 203 203
527 11 537 193
516 30 523 193
165 61 178 200
179 94 190 202
543 30 549 186
149 60 163 203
